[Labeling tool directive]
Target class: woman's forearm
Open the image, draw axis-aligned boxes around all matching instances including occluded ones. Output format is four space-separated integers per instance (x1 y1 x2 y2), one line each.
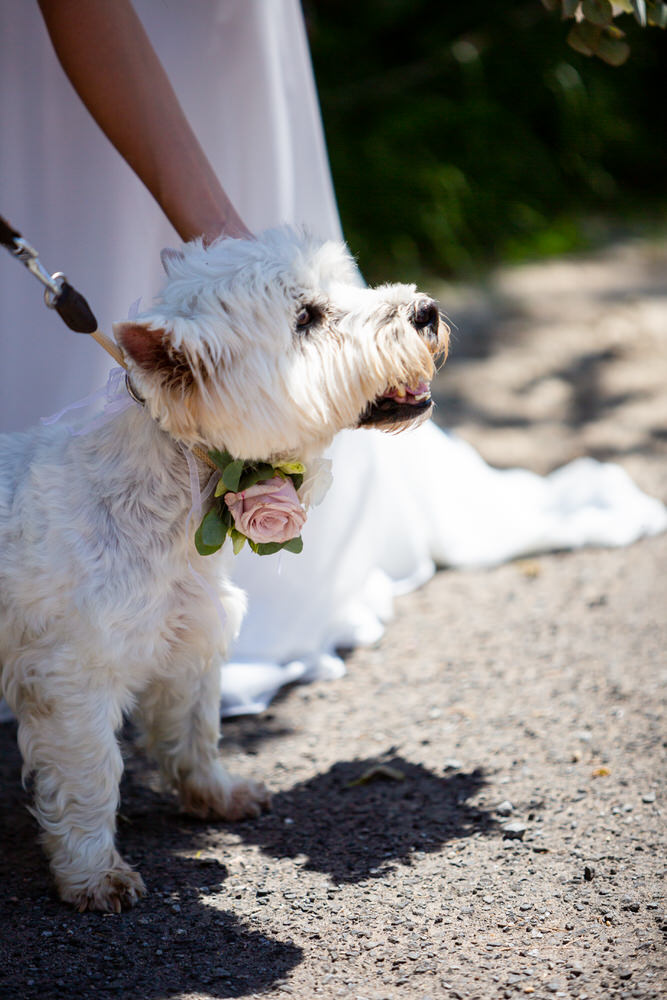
38 0 250 243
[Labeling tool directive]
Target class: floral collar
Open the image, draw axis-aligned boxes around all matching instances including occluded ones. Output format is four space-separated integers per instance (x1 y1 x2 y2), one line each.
195 449 332 557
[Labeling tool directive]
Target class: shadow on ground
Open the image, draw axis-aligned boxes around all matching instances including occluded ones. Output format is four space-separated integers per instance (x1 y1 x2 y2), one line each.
0 722 495 1000
235 755 495 883
0 722 301 1000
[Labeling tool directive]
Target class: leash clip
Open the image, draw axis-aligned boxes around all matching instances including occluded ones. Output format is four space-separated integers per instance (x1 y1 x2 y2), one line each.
12 236 64 300
44 271 67 310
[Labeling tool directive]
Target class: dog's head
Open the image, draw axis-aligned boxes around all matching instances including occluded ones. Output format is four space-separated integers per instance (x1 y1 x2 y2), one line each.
114 228 448 463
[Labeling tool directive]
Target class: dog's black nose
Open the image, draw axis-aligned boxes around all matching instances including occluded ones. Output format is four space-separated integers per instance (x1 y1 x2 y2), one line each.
412 299 439 331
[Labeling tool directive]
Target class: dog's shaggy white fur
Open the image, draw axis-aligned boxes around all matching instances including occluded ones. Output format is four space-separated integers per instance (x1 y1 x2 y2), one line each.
0 228 446 911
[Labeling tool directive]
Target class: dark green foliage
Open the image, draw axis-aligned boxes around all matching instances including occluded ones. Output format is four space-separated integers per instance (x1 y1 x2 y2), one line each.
305 1 667 280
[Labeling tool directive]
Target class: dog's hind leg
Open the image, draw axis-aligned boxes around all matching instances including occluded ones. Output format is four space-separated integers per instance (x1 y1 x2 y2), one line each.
15 661 145 913
136 658 271 822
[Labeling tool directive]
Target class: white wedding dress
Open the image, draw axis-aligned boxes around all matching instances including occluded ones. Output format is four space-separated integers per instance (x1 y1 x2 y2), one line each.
1 1 665 720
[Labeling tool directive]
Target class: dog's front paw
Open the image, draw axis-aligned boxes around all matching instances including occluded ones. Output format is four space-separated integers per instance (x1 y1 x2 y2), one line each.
224 776 272 821
180 769 272 822
58 862 146 913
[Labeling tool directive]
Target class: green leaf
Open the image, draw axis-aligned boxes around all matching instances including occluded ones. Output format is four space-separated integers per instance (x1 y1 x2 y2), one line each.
199 508 227 549
276 460 305 476
582 0 613 25
208 448 233 471
221 459 245 492
194 526 219 555
230 529 246 555
238 462 275 491
288 473 304 491
254 541 284 556
195 510 227 555
282 536 304 554
213 476 227 498
244 534 304 557
218 501 234 530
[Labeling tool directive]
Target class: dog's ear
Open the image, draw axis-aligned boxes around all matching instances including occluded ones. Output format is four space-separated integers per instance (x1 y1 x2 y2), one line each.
114 321 171 372
113 321 195 390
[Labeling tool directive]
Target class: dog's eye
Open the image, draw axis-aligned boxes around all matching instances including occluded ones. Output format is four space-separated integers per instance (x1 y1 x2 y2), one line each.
295 305 315 329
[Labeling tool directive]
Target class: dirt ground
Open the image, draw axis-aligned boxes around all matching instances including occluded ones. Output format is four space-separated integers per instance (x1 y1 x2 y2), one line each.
1 238 665 1000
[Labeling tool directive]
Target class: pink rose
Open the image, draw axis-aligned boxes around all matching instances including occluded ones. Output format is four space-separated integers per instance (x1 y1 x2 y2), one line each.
224 476 306 544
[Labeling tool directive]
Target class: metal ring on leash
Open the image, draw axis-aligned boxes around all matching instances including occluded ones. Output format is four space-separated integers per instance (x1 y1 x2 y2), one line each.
44 271 66 310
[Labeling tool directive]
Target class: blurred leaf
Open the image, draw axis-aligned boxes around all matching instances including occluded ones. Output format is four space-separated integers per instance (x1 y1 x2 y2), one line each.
283 536 304 554
648 1 667 26
307 0 667 281
562 0 581 17
347 764 406 787
582 0 613 25
567 20 602 53
596 31 631 63
631 0 648 25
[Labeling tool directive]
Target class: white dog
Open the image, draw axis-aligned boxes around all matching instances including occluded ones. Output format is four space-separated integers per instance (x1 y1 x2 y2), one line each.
0 228 447 911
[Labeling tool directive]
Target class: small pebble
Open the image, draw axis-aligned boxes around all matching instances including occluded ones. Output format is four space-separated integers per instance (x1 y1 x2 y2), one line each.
641 792 656 803
443 758 462 771
496 800 514 816
503 821 527 840
584 866 595 881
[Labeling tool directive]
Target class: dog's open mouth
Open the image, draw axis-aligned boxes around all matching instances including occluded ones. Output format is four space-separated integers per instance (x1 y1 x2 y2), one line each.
357 380 432 428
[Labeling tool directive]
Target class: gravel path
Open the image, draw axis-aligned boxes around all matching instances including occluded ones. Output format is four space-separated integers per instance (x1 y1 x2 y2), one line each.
1 239 665 1000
